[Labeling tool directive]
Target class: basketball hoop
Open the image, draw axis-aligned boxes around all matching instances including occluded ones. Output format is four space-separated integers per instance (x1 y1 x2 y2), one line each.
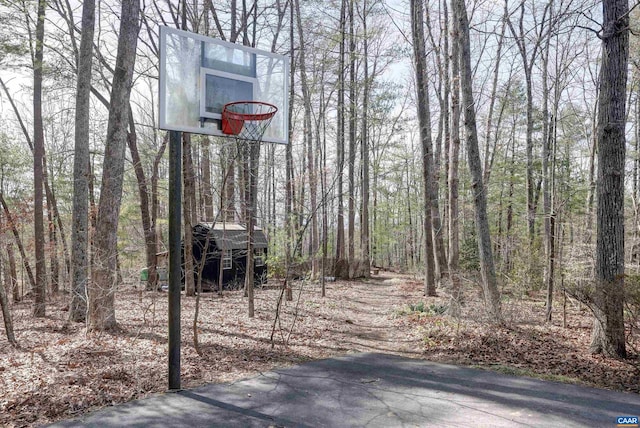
221 101 278 142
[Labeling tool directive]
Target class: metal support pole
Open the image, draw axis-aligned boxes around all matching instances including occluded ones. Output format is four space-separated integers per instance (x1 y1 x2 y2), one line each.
168 130 182 390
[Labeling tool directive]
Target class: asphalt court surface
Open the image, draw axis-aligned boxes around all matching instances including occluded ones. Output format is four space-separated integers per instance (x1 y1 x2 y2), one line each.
51 352 640 427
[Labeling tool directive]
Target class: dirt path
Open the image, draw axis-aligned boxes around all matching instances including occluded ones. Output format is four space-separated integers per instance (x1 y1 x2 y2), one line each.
308 273 425 356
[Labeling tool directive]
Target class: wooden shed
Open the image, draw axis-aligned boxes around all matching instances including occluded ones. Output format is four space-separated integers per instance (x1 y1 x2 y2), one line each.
186 222 268 290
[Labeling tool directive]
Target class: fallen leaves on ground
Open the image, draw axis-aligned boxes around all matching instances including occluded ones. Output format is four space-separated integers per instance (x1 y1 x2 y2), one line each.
0 271 638 427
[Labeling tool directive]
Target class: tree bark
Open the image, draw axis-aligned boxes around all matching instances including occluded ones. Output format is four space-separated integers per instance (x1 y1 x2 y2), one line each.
295 0 318 278
284 0 295 301
127 112 158 292
585 113 597 240
223 144 236 222
347 0 357 264
454 0 502 322
57 0 94 322
32 0 47 318
590 0 628 358
7 244 19 303
151 133 168 272
183 133 196 297
46 185 59 293
405 162 415 270
360 0 371 277
448 0 462 311
424 0 447 279
410 0 436 296
70 0 94 313
88 0 140 331
335 0 347 265
0 271 17 346
245 141 260 318
202 138 214 221
542 20 552 321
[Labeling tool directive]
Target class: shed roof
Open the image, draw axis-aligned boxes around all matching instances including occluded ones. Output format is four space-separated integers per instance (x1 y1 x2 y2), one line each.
194 222 268 250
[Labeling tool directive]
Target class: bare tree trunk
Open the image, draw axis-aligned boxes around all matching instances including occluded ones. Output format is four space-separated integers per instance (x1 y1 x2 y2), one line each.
635 90 640 251
482 12 506 184
335 0 347 265
42 158 62 296
590 0 628 358
454 0 502 323
347 0 356 264
183 133 196 297
0 271 17 346
46 188 59 293
546 113 559 322
542 23 552 321
47 177 70 283
360 0 370 277
441 0 451 260
321 98 329 296
150 132 168 289
546 207 556 321
89 156 97 236
241 145 250 256
32 0 47 318
410 0 436 296
295 0 317 278
224 145 236 222
0 74 69 291
7 244 19 303
425 99 442 279
0 194 35 291
430 186 446 279
2 63 70 304
636 89 640 237
585 103 598 241
506 2 550 244
542 22 562 323
405 162 415 270
245 141 260 318
424 0 447 279
448 0 462 311
88 0 140 331
505 128 517 271
202 138 214 221
127 112 159 292
284 0 295 301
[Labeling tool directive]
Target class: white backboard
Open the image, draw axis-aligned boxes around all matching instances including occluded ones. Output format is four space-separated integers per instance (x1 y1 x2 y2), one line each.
159 26 289 144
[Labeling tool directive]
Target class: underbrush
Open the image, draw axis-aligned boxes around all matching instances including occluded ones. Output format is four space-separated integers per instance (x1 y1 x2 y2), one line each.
397 301 448 316
395 286 640 393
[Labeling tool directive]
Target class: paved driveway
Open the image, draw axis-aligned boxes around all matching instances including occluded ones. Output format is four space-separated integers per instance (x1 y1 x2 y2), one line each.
51 352 640 427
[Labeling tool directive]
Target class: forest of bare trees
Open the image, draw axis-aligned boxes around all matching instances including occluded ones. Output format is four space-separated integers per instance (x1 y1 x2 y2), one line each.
0 0 639 387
